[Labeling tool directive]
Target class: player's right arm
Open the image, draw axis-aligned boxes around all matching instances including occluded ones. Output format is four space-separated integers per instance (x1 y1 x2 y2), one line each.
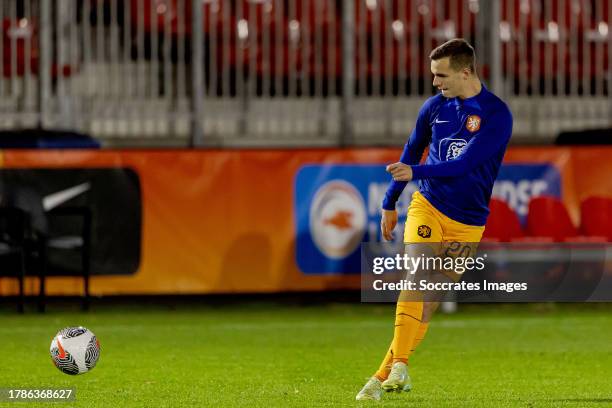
381 98 435 241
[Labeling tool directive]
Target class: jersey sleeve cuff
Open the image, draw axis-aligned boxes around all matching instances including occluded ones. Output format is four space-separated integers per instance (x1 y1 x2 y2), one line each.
382 197 396 211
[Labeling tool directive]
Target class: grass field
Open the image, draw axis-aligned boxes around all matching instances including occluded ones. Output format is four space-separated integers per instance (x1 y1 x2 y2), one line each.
0 301 611 407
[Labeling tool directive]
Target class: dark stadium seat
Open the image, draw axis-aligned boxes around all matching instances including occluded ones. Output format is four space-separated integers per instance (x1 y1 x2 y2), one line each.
38 206 93 312
3 186 92 313
580 196 612 241
482 198 524 242
527 196 605 242
0 207 29 313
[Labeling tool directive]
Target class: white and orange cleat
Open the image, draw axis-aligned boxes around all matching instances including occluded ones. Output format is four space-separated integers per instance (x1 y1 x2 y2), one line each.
381 362 411 392
355 377 383 401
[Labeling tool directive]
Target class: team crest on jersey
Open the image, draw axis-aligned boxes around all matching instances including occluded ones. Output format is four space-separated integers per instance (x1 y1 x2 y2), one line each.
446 140 467 160
417 225 432 238
466 115 481 132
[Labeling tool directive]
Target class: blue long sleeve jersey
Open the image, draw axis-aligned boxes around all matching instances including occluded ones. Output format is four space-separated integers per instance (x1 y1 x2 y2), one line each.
382 84 513 226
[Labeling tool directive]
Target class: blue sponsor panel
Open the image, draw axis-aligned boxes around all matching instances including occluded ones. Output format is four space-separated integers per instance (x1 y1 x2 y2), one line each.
295 165 413 275
295 163 562 275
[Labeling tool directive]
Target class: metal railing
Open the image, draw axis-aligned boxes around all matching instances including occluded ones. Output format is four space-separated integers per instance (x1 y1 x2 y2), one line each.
0 0 610 146
499 0 611 137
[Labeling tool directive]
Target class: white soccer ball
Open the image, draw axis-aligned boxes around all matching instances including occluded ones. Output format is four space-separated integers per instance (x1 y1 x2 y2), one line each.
49 327 100 375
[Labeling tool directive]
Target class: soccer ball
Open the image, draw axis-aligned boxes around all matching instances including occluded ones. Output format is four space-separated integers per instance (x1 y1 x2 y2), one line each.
50 327 100 375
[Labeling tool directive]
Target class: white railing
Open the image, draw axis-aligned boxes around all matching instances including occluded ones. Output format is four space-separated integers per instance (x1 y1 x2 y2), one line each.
0 0 610 146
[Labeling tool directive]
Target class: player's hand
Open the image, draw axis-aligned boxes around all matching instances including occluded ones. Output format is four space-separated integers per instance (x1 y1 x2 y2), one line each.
386 162 413 181
381 209 398 241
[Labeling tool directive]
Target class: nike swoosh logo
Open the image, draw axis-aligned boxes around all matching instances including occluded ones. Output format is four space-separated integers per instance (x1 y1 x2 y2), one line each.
57 339 67 359
43 182 91 211
435 119 450 123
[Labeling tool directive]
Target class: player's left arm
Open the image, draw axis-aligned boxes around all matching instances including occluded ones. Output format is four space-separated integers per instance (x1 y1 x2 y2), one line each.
387 109 513 181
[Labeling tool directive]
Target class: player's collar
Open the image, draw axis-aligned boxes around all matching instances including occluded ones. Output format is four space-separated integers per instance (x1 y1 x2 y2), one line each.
453 83 486 112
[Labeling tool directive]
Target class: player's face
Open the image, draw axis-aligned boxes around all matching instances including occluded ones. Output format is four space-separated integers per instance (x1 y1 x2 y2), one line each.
431 57 465 98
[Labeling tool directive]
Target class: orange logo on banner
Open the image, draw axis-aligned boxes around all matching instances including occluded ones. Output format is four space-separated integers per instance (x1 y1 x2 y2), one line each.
466 115 481 132
324 210 354 230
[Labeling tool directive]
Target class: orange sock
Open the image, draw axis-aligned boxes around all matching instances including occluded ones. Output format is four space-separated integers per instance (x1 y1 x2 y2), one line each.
374 320 430 380
374 343 393 381
407 322 429 362
391 301 423 362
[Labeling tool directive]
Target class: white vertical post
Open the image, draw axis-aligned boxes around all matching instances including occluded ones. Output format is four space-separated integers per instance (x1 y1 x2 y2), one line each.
608 0 612 127
489 0 503 98
341 0 355 146
39 0 52 128
191 0 204 146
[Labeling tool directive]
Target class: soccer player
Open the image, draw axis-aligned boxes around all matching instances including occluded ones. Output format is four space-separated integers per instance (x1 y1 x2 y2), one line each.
356 38 513 400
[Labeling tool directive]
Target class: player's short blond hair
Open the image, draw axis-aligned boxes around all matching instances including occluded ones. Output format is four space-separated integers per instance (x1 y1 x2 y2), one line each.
429 39 476 73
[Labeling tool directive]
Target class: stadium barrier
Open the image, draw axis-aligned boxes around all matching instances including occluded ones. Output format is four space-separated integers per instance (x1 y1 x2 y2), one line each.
0 0 610 145
0 145 610 296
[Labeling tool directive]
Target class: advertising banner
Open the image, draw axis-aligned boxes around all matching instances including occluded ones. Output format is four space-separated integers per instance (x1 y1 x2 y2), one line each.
0 147 609 295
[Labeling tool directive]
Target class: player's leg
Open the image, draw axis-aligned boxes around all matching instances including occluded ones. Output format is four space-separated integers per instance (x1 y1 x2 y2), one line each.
372 317 430 383
379 229 483 393
358 192 441 398
380 190 487 391
373 297 434 383
369 194 486 396
373 344 393 382
407 221 485 337
414 196 486 321
382 192 443 392
407 212 485 348
380 312 432 392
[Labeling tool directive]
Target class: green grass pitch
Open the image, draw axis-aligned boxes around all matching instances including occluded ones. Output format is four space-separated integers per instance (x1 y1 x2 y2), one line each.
0 302 611 407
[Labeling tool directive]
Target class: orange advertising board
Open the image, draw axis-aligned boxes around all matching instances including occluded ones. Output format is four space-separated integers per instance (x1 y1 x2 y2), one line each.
0 147 610 296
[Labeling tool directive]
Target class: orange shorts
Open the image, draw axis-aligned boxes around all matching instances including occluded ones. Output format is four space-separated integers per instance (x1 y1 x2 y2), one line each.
403 191 485 244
